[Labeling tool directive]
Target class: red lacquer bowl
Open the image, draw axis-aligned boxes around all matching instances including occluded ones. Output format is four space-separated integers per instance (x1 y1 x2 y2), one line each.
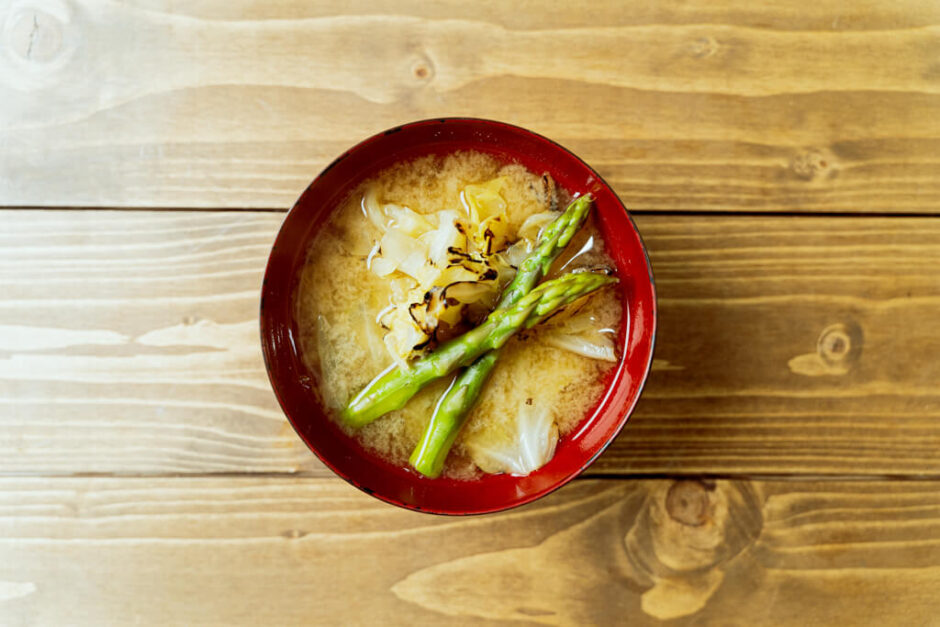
261 119 656 515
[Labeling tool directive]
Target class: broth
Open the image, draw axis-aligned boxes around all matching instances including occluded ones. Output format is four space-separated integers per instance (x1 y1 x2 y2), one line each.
295 151 621 479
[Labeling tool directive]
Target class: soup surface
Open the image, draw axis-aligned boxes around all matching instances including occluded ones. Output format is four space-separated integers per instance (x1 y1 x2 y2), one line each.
296 151 621 479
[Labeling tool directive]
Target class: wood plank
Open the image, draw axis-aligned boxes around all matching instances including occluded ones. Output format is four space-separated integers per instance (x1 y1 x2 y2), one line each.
1 210 938 477
2 1 939 212
0 211 310 474
126 0 940 30
2 476 940 625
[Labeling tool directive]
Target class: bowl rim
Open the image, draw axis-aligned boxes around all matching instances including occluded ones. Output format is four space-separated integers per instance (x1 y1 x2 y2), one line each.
260 117 657 515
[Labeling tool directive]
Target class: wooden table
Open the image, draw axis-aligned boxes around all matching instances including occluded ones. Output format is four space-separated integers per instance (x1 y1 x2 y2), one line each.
2 1 939 624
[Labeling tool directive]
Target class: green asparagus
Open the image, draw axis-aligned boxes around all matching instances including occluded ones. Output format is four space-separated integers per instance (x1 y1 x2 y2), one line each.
341 270 616 428
409 195 593 477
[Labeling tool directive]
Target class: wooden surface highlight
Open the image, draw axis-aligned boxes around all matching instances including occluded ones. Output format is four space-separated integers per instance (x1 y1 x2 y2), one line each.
2 1 939 211
2 476 940 625
1 210 937 476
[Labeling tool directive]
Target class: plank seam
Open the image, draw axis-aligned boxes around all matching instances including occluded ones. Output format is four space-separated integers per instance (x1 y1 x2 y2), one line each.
3 206 940 218
4 471 940 482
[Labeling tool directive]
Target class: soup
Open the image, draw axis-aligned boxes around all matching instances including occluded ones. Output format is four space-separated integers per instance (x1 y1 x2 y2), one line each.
295 151 622 479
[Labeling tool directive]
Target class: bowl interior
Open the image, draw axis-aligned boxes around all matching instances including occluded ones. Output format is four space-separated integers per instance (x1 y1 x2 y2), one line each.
261 119 656 514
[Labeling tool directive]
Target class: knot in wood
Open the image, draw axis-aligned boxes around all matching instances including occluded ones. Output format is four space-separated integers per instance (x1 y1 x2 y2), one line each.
409 53 435 83
688 36 719 59
665 480 714 526
5 4 65 64
791 148 834 181
817 322 862 367
281 529 307 539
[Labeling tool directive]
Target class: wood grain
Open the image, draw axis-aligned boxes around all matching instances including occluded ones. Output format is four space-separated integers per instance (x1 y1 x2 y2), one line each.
2 0 939 211
1 210 937 477
121 0 940 30
3 1 938 621
0 211 309 474
2 476 940 625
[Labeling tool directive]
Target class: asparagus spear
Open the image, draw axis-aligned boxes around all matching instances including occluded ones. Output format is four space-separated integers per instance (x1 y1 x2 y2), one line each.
342 270 616 428
410 195 593 477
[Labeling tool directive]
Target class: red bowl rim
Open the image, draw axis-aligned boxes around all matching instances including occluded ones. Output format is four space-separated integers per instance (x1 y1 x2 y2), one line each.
260 117 657 515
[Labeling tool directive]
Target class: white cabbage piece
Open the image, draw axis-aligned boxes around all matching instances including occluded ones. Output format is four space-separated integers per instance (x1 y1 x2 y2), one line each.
517 210 557 243
420 209 463 267
502 239 532 268
362 179 523 366
368 239 398 276
500 210 557 268
476 214 511 253
542 332 616 362
360 186 388 231
360 303 387 364
460 177 508 224
466 401 559 476
387 277 416 302
374 227 437 285
489 253 517 292
381 306 428 370
540 308 617 362
460 178 513 253
377 228 424 267
384 203 433 238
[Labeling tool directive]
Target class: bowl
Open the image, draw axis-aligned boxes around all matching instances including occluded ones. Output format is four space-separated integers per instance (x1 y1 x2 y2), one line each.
260 118 656 515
